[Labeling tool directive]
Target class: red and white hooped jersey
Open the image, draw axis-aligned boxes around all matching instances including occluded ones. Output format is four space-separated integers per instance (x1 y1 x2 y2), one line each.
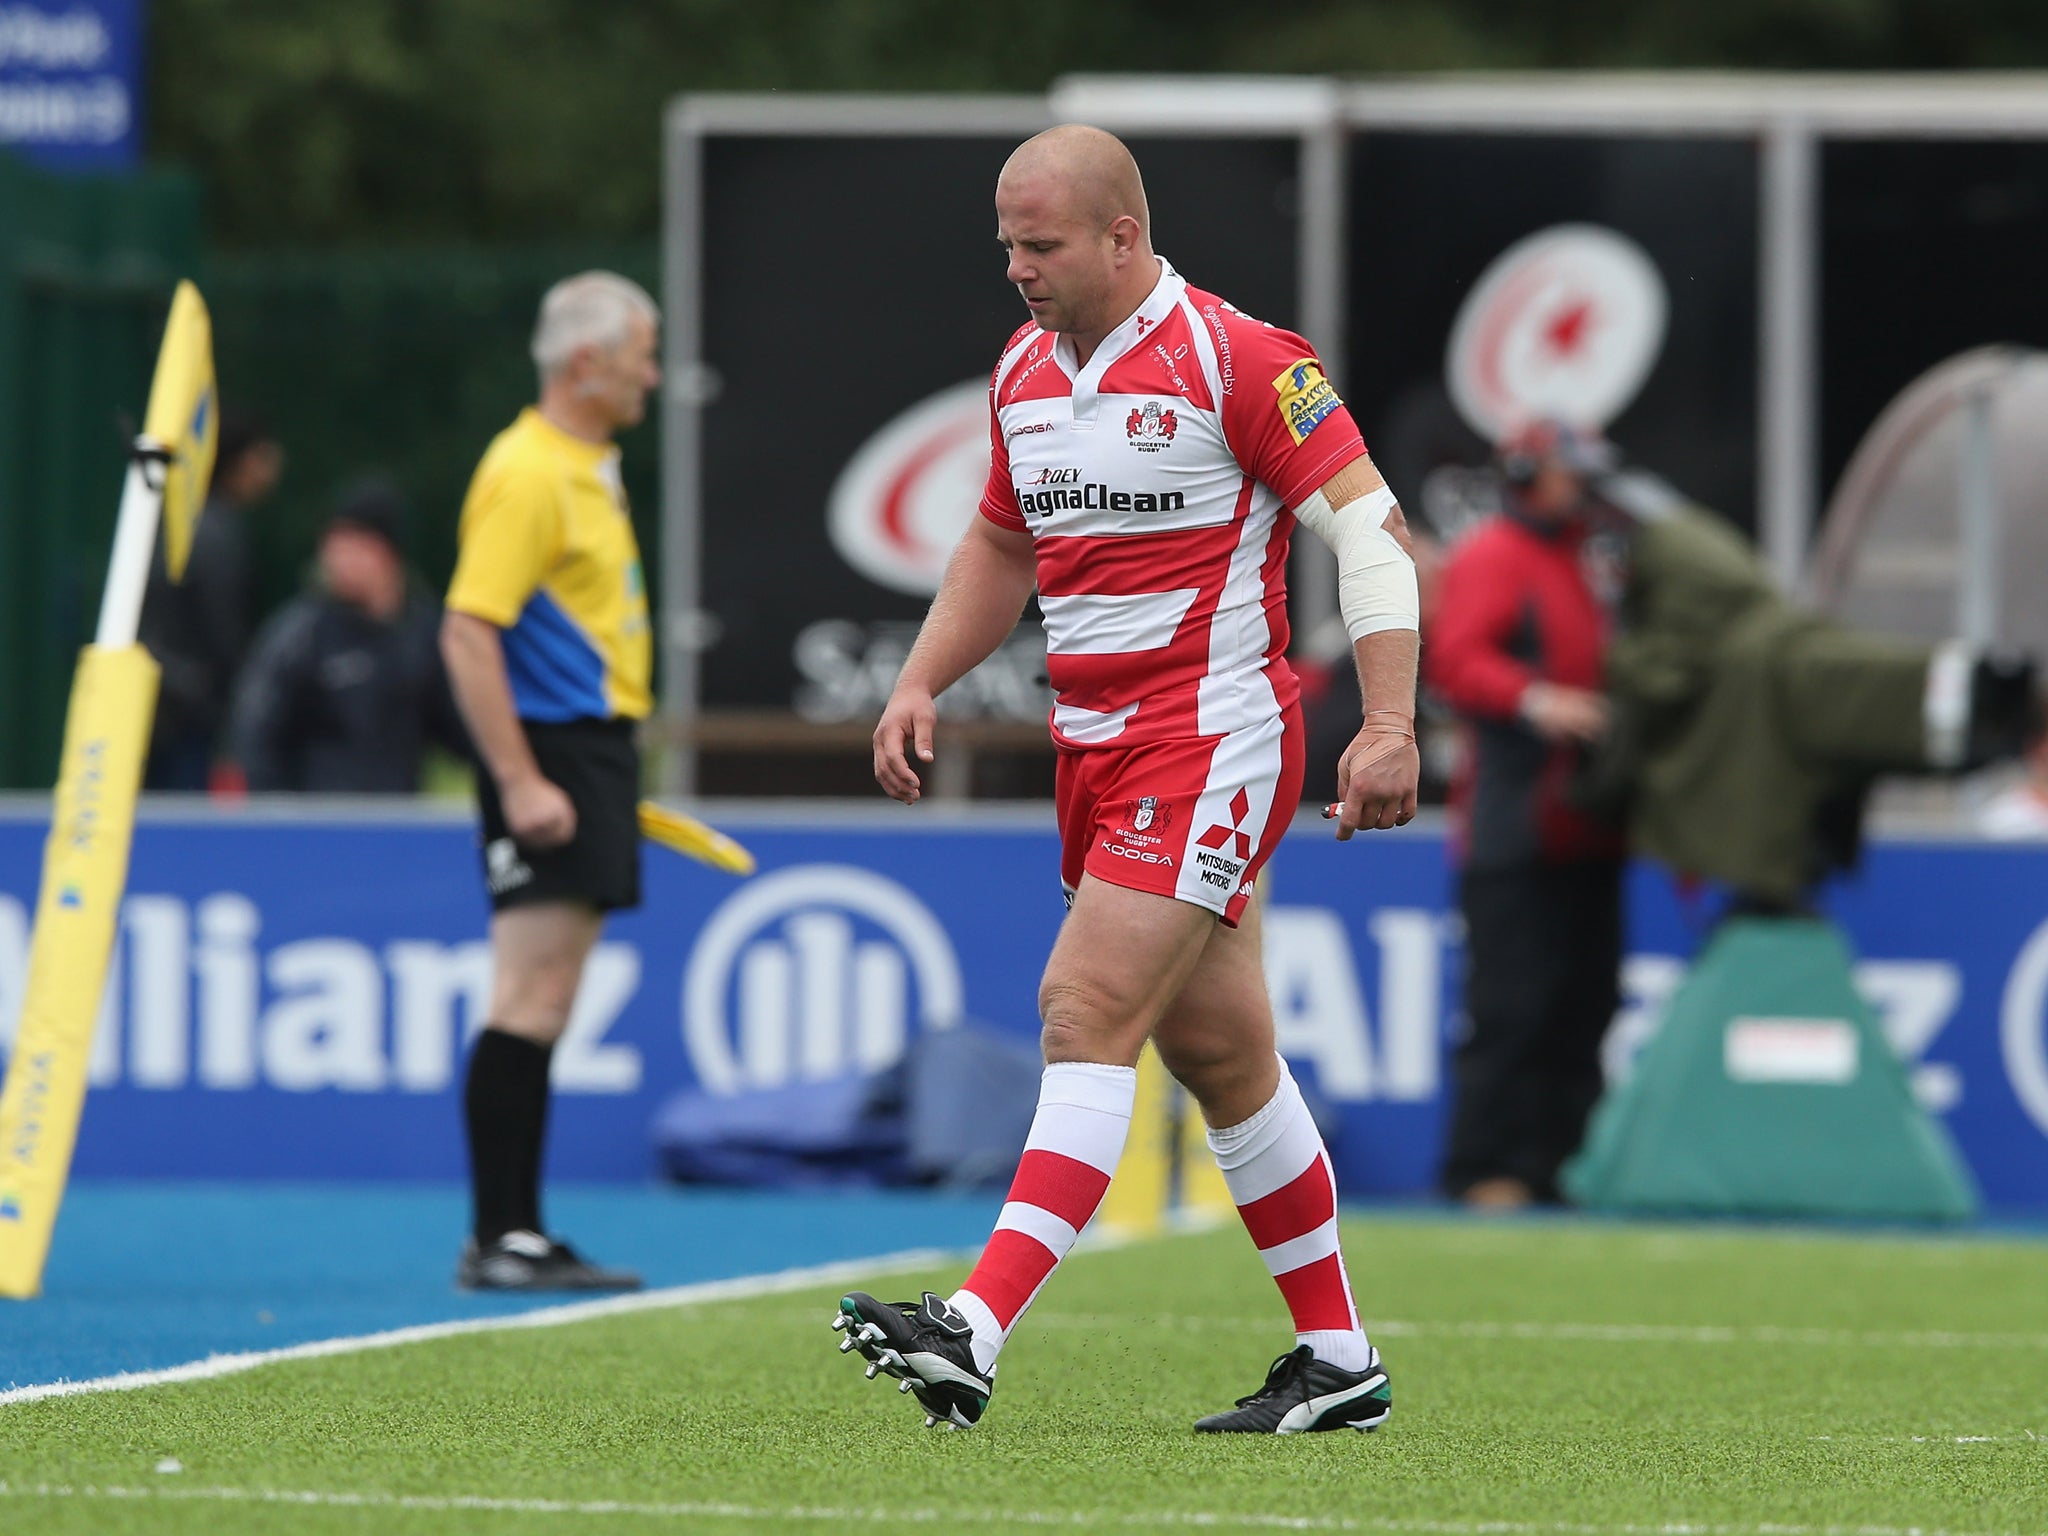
980 258 1368 750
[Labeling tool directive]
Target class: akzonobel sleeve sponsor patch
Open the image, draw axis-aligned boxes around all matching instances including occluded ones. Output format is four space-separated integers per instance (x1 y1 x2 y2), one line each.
1272 359 1342 445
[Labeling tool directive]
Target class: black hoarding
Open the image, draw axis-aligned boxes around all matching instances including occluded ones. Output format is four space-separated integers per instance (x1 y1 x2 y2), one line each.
694 132 1302 718
1820 138 2048 492
1344 133 1760 537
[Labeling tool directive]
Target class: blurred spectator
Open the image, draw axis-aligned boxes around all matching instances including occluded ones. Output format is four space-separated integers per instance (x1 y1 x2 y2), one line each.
1974 729 2048 839
227 479 469 793
1425 421 1626 1210
1580 471 2039 904
139 411 284 790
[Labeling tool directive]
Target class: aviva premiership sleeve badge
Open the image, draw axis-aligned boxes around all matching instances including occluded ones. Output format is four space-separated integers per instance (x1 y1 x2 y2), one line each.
1273 359 1341 445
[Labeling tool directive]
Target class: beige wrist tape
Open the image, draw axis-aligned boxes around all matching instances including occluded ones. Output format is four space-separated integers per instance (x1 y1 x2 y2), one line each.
1292 484 1418 641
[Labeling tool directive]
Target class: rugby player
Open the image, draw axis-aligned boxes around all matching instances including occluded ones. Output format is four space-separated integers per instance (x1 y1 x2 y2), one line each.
833 127 1419 1433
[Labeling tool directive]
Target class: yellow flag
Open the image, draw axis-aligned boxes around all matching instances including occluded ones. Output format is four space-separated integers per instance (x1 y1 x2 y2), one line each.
0 646 159 1298
142 281 218 583
637 800 756 876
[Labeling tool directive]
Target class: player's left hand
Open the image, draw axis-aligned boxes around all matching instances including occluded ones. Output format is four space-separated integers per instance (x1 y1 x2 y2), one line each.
1335 714 1419 840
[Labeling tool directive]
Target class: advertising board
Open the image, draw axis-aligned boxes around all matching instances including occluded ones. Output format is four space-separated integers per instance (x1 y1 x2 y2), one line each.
3 806 2045 1209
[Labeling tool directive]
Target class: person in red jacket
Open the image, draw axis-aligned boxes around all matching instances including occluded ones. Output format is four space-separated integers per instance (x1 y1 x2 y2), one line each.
1424 421 1627 1209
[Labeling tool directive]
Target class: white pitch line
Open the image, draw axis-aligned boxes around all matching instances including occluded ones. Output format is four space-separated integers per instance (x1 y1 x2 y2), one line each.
1812 1433 2043 1445
0 1247 961 1408
1028 1316 2048 1350
0 1483 2040 1536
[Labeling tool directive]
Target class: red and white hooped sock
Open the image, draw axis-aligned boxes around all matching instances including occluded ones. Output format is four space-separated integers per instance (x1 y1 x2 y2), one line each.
950 1060 1136 1373
1208 1059 1373 1372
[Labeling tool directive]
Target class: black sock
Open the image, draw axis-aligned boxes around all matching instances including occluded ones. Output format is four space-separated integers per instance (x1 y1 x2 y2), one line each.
464 1027 554 1246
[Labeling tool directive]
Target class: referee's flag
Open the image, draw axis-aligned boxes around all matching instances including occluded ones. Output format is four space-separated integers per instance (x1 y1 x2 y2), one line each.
143 281 218 584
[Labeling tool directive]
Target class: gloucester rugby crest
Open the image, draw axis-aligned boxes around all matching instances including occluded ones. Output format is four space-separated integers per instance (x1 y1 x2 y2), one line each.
1125 399 1178 451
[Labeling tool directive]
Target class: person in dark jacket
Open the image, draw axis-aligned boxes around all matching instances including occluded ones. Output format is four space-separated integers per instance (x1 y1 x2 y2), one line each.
1424 420 1626 1210
228 480 470 793
139 412 283 789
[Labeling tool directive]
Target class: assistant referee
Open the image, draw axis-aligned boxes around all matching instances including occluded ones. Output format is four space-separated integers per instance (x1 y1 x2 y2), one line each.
441 271 659 1290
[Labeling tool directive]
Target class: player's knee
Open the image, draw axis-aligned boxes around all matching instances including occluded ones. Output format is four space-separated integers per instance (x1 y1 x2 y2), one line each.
493 958 585 1035
1156 1030 1260 1103
1038 975 1140 1062
1154 1029 1228 1086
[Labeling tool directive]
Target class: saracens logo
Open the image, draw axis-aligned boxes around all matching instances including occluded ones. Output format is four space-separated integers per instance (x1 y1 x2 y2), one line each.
1125 399 1178 451
1445 223 1668 441
828 377 990 596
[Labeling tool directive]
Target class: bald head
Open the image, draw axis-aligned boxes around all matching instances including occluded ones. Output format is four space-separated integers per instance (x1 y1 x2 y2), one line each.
999 124 1150 239
995 126 1160 354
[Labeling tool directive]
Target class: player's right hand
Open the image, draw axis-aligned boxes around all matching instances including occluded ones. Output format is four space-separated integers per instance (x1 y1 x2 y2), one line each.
874 688 938 804
503 773 577 848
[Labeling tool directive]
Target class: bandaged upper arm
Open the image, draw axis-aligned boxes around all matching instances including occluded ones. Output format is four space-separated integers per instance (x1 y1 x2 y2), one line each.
1294 482 1417 640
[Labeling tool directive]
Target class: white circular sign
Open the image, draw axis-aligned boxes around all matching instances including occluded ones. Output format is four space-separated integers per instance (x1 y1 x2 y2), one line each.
1446 223 1668 442
827 379 990 596
2000 914 2048 1140
681 864 964 1094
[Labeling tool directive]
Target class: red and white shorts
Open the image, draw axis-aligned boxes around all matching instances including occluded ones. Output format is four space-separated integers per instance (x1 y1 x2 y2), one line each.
1054 703 1305 928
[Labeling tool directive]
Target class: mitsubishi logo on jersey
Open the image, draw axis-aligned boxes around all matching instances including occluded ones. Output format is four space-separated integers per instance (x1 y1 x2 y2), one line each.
1197 788 1254 861
1124 400 1177 451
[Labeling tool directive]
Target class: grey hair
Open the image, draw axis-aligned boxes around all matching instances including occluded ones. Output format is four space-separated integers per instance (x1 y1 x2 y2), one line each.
531 271 659 380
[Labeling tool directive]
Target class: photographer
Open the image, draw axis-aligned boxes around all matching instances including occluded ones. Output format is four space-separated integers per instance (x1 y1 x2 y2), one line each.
1426 421 1626 1210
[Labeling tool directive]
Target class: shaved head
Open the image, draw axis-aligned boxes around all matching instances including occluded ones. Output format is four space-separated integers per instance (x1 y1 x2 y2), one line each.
998 124 1150 238
995 125 1159 357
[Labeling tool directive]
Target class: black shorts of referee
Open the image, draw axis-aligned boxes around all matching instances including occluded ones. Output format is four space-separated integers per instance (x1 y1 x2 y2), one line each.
476 717 641 913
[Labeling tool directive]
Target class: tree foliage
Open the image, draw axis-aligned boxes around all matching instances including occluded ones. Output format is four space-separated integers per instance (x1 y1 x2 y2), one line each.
151 0 2048 247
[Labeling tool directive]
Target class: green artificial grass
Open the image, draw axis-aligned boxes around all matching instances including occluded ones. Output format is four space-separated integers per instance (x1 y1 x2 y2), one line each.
3 1215 2045 1535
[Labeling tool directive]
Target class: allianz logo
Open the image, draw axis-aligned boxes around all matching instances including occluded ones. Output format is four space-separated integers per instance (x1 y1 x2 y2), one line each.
682 865 964 1095
0 891 642 1095
688 873 1454 1105
4 866 1855 1112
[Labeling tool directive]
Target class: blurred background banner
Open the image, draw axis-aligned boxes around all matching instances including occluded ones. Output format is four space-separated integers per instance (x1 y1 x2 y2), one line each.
0 0 141 171
3 803 2047 1210
11 78 2048 795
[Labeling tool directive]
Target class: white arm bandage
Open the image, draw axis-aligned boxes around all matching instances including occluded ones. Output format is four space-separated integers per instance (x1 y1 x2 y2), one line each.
1293 483 1418 641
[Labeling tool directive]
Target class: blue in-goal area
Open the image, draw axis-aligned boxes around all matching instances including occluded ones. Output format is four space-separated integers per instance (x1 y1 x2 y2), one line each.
1 1182 1005 1392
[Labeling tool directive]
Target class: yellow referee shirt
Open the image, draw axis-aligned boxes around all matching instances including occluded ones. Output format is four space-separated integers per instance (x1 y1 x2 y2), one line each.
446 408 652 721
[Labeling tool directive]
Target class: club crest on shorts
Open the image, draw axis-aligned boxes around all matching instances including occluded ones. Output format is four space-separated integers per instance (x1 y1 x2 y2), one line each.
1125 795 1172 834
1125 400 1177 451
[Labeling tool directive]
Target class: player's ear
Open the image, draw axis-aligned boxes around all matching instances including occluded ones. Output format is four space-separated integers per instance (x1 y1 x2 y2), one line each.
1107 215 1140 260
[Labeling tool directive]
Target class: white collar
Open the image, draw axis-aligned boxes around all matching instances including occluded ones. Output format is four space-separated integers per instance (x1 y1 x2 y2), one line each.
1062 256 1184 422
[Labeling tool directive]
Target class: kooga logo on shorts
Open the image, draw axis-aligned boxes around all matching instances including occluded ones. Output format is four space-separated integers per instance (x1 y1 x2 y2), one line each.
1017 482 1187 519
